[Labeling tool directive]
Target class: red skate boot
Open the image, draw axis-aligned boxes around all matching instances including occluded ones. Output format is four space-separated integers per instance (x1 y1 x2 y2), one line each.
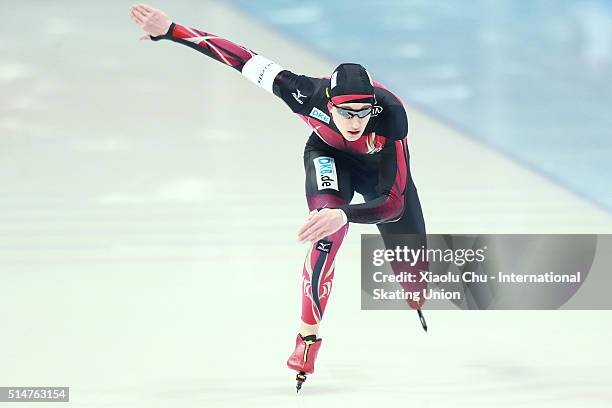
286 333 322 392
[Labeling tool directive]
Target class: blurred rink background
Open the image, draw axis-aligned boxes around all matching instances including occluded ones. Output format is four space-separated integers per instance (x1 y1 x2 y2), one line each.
1 0 611 407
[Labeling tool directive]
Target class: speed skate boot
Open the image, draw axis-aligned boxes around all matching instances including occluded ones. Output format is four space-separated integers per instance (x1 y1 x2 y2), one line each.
286 333 323 392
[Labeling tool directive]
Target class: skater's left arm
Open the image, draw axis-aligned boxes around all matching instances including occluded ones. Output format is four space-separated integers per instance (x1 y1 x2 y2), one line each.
339 137 408 224
297 140 408 243
297 107 409 242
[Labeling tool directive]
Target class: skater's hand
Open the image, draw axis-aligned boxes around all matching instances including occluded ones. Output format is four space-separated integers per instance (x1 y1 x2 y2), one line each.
129 4 172 40
298 208 346 244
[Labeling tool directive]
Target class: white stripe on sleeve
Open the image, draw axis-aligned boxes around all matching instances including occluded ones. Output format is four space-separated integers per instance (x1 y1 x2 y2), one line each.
241 55 284 94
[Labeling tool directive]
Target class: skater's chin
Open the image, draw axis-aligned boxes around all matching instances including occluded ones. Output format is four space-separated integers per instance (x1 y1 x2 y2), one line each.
343 130 363 140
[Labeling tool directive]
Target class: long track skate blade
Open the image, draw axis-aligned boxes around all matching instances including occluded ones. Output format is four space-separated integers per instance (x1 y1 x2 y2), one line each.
295 372 307 393
417 309 428 332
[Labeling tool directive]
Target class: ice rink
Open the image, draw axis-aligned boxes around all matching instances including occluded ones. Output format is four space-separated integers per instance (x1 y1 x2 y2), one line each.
1 1 611 407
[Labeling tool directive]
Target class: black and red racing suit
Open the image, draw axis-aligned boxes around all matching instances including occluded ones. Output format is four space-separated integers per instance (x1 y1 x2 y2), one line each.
151 22 426 317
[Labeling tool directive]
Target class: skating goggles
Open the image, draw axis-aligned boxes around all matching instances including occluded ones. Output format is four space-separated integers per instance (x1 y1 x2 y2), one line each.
331 103 373 119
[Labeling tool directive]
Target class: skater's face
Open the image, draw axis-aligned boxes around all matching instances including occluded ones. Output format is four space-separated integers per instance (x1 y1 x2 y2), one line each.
329 102 372 141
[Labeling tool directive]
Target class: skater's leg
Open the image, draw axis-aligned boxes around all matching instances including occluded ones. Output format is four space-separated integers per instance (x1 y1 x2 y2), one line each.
287 146 353 383
299 148 353 334
289 195 347 385
376 170 428 309
300 321 319 337
376 170 425 234
300 193 349 329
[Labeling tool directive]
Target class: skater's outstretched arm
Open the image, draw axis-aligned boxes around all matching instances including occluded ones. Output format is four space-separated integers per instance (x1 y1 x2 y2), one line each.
129 4 316 114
